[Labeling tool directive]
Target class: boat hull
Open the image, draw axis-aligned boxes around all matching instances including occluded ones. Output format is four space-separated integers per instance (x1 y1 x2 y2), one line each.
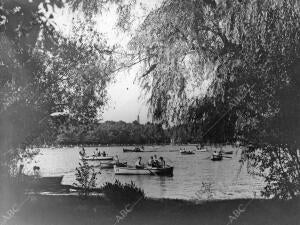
180 150 195 155
82 156 113 161
114 166 173 176
123 148 142 152
100 162 115 168
211 154 223 161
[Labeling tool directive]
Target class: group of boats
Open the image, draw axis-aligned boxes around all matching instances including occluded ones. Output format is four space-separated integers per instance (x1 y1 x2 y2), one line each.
179 145 233 161
82 152 174 176
123 146 144 152
17 145 235 191
123 145 228 162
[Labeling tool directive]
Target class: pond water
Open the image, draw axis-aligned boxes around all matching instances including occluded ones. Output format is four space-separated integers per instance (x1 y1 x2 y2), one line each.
24 145 264 200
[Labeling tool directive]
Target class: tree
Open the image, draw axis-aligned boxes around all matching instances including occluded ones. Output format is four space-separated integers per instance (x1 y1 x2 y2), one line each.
74 148 98 198
0 0 130 197
130 0 300 199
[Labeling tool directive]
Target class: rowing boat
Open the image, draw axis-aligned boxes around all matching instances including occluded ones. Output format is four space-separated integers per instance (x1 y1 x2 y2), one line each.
82 156 113 161
100 161 115 169
180 150 195 155
211 152 223 161
114 165 173 176
123 147 143 152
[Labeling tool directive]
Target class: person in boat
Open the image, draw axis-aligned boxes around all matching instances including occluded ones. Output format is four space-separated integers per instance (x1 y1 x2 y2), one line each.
102 151 107 157
114 155 120 164
114 155 126 167
94 148 100 156
135 157 144 169
148 156 154 167
158 157 166 168
115 155 122 166
153 155 159 167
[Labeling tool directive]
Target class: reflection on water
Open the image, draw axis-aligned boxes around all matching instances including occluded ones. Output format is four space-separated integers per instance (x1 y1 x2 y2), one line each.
25 145 264 200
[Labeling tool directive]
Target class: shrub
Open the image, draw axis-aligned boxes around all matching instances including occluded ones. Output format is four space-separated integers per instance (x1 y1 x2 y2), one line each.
100 180 144 205
73 148 98 198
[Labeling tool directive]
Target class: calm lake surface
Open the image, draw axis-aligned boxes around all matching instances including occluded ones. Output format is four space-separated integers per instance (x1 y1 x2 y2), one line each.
25 145 264 200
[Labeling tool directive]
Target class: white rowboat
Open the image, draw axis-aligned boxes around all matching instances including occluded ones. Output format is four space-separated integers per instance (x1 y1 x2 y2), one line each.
82 156 113 161
180 150 195 154
114 165 173 176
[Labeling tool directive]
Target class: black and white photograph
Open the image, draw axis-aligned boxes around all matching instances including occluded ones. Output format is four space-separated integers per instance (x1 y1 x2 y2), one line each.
0 0 300 225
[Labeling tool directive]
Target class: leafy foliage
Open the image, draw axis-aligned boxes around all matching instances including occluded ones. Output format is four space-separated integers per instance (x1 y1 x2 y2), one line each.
130 0 300 199
73 148 98 198
0 0 126 196
100 180 144 205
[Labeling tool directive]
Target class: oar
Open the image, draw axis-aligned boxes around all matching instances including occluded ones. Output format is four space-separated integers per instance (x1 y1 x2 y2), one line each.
145 167 156 176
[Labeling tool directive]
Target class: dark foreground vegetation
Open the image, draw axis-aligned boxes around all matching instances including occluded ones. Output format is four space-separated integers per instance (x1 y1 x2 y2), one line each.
1 195 299 225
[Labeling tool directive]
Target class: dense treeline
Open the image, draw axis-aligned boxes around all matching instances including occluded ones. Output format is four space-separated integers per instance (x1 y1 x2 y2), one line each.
37 118 169 145
35 118 221 146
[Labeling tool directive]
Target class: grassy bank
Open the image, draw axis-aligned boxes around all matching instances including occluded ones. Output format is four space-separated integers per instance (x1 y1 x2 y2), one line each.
2 195 299 225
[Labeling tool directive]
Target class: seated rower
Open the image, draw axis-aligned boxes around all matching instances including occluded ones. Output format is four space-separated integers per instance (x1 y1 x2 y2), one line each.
102 151 107 157
153 155 159 167
148 156 154 167
95 148 101 156
158 157 166 168
114 155 120 164
135 157 144 169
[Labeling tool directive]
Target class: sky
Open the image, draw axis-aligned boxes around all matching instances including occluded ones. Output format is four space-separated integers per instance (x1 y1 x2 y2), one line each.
102 66 149 123
52 1 162 124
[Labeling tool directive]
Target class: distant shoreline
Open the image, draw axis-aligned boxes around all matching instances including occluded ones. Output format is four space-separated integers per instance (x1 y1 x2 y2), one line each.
31 143 242 149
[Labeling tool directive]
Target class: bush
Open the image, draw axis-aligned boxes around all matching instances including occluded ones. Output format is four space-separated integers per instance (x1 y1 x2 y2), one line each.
100 180 144 206
73 148 98 198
